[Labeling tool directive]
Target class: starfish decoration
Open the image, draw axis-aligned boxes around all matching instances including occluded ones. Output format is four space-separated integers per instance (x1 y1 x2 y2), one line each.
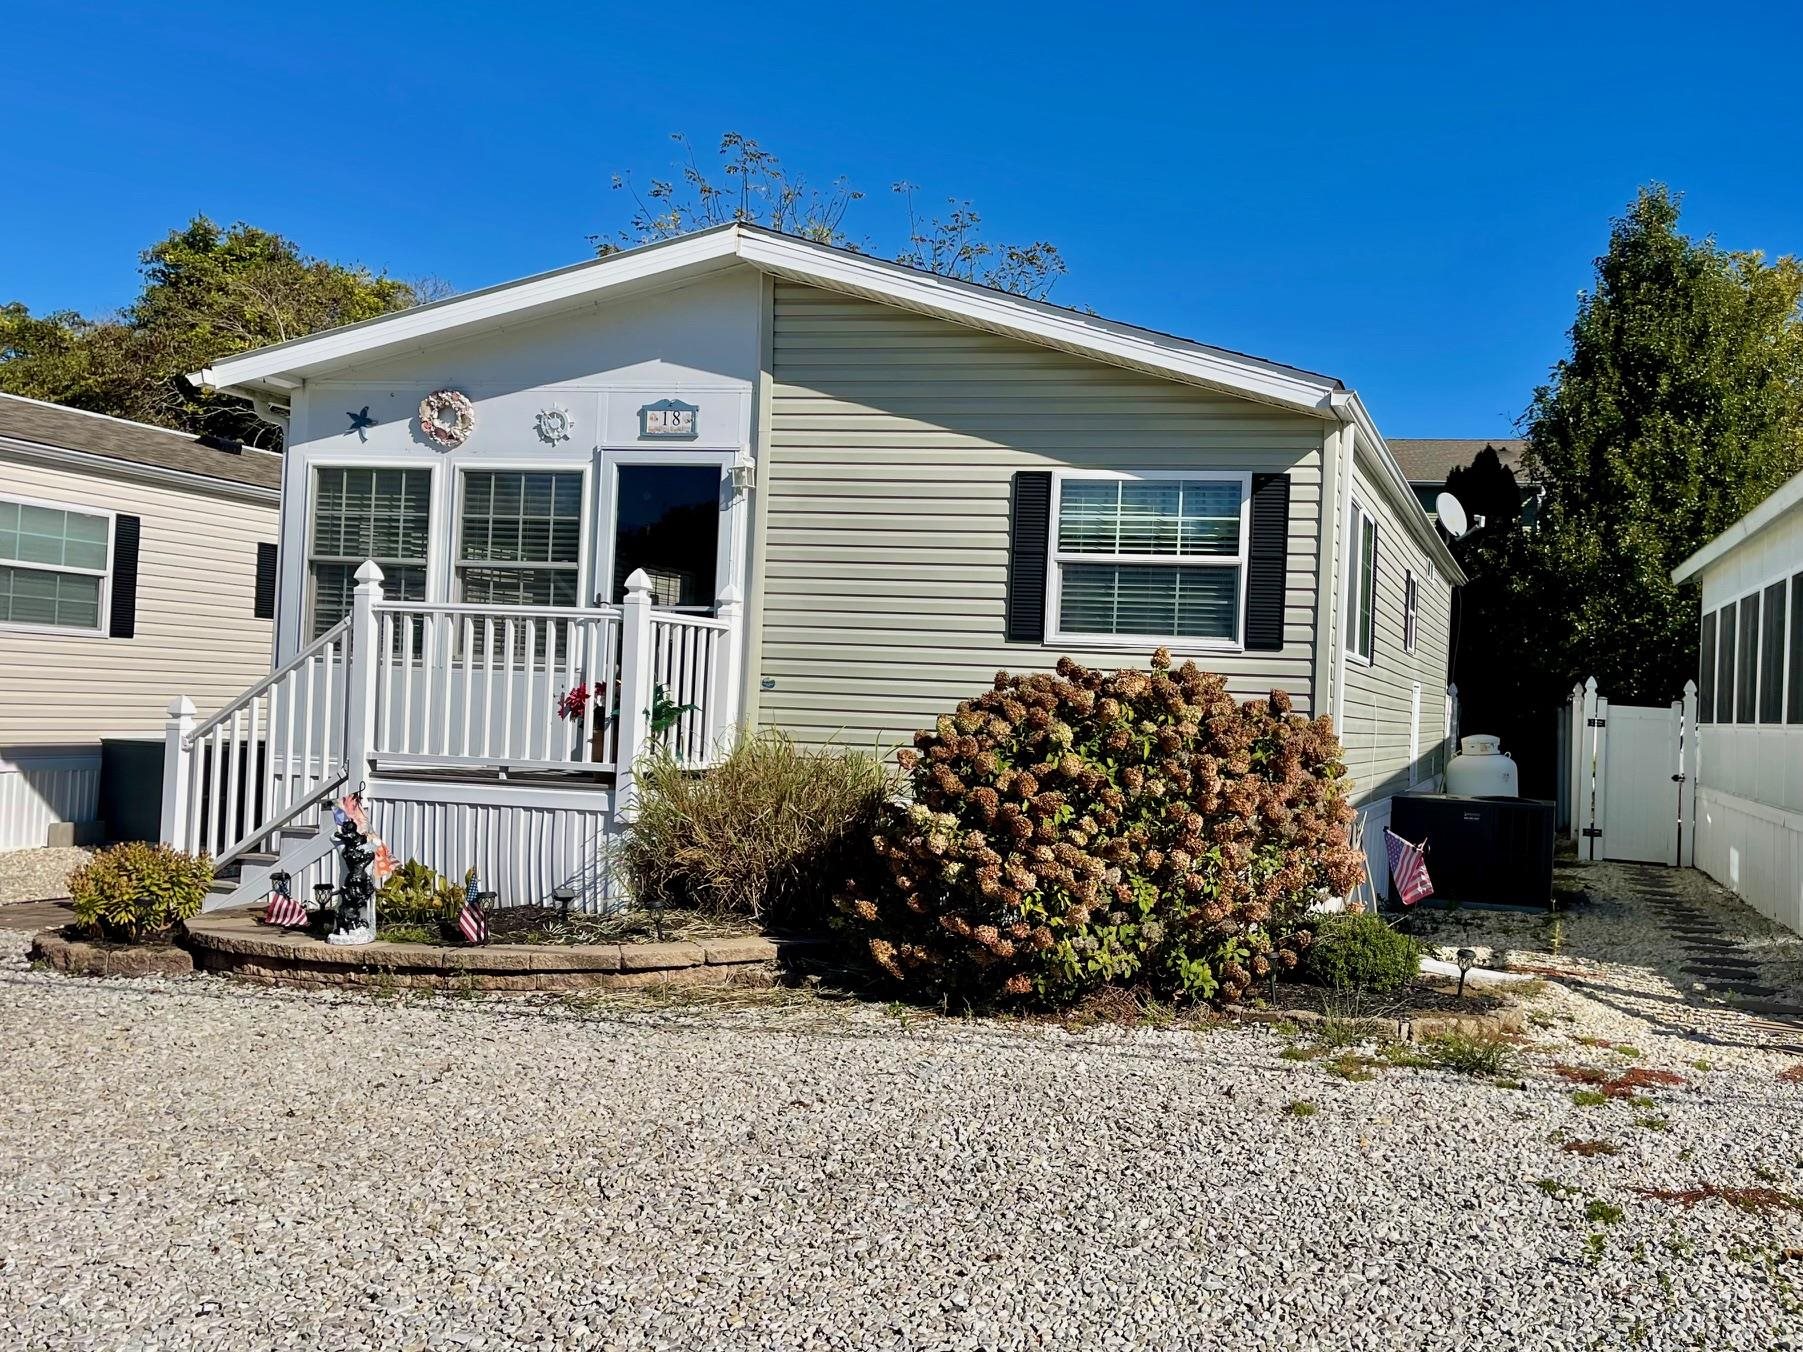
345 406 377 441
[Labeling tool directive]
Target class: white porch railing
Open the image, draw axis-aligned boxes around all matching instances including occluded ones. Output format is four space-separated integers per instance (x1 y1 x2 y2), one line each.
161 564 743 865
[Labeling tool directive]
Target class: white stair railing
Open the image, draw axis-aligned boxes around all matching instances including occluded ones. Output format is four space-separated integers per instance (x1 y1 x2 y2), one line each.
161 617 352 866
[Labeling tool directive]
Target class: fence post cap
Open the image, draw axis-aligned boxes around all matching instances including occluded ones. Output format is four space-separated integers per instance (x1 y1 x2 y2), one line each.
166 695 196 718
623 568 653 598
1683 678 1698 695
354 559 385 585
1584 675 1598 692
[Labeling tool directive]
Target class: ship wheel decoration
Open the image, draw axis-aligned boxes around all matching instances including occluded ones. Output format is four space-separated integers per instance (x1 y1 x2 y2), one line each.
535 404 575 445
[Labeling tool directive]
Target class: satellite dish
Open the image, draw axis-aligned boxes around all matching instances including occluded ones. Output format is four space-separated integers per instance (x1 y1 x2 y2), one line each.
1435 492 1469 538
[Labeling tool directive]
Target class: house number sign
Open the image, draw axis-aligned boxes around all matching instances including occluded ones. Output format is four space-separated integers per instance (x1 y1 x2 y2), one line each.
638 398 699 441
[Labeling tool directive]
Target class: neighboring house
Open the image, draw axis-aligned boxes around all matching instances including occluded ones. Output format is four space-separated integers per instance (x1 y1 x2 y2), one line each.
0 394 280 849
1390 437 1534 524
1673 472 1803 934
177 223 1465 909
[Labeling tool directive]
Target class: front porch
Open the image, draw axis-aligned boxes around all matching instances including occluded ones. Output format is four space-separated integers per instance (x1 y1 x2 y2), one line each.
158 563 745 911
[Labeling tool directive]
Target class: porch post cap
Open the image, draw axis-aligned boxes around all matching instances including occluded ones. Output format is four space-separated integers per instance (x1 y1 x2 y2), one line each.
623 568 653 596
166 695 196 718
716 583 743 606
354 559 385 584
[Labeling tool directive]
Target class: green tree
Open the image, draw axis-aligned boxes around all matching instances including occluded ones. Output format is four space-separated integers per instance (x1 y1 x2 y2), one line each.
1515 185 1803 707
595 133 1068 299
0 217 423 447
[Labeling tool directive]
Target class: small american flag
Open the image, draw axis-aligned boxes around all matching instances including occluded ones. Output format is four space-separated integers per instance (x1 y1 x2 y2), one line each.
456 875 490 945
262 874 307 928
1384 828 1435 906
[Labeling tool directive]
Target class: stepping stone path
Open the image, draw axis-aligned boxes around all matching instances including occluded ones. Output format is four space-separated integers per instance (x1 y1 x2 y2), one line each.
1619 866 1796 1008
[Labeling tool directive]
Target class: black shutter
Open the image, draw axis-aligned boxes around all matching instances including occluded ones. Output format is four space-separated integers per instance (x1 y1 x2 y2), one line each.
1244 473 1291 651
1006 471 1053 642
108 514 140 639
254 542 279 620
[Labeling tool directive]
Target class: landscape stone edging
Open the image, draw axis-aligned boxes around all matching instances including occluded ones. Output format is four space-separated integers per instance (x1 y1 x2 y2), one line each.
32 928 195 980
1224 999 1526 1043
179 912 802 992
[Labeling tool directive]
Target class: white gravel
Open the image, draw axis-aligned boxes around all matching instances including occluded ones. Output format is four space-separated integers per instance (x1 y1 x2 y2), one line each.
2 869 1803 1350
0 847 88 905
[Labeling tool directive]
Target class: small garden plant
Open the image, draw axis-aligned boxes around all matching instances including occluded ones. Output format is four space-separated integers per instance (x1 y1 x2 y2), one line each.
836 651 1363 1006
1300 913 1422 995
67 842 212 943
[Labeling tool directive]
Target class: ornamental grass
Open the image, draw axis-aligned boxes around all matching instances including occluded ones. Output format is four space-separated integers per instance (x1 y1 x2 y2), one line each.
835 650 1364 1006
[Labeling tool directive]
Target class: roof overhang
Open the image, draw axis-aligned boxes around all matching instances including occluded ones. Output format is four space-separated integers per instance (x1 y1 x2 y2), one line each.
1672 466 1803 584
189 221 1460 579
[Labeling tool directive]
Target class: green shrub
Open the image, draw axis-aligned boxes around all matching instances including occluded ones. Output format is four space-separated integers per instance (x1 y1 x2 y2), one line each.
621 731 892 925
835 651 1364 1005
1301 913 1421 995
68 842 212 942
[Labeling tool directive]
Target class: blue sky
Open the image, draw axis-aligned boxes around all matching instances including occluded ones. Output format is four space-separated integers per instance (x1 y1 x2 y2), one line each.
4 1 1800 437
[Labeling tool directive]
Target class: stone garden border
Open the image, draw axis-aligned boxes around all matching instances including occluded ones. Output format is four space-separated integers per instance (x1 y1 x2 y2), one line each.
33 928 195 980
179 912 806 992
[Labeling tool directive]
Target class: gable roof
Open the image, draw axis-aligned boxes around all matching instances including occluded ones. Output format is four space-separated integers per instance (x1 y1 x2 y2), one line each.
0 394 281 495
188 222 1460 581
1389 438 1526 485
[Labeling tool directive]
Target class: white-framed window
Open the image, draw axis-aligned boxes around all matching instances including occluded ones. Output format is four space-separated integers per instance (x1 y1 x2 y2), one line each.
307 467 432 639
1403 567 1419 653
455 470 584 608
1345 503 1377 664
1047 470 1250 648
0 495 112 634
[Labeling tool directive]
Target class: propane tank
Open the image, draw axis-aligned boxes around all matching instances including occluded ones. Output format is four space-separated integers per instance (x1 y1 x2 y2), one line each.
1445 734 1519 797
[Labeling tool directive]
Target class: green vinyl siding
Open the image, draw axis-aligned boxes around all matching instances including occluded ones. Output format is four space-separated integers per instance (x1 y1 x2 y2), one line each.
757 282 1328 749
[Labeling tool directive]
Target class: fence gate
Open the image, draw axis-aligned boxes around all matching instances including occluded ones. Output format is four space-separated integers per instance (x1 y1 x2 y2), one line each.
1568 676 1698 866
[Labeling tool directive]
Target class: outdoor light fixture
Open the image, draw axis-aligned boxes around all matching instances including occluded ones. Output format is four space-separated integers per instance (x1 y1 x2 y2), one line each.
1456 948 1478 998
311 882 336 911
552 885 575 923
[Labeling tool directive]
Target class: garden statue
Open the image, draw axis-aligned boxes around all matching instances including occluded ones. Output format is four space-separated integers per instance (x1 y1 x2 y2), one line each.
326 812 377 946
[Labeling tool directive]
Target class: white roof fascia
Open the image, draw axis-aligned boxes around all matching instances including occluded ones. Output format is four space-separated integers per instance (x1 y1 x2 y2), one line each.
0 437 281 506
190 227 748 395
1338 393 1467 585
1672 467 1803 584
733 230 1342 417
190 225 1343 419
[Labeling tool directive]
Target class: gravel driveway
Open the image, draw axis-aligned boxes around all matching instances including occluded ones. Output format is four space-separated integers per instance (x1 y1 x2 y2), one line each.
3 877 1803 1350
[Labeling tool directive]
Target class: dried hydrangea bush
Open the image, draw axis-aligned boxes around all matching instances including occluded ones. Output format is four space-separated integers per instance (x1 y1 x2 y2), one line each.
837 650 1366 1005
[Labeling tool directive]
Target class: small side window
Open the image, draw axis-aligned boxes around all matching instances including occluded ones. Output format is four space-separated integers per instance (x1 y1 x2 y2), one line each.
1403 568 1418 653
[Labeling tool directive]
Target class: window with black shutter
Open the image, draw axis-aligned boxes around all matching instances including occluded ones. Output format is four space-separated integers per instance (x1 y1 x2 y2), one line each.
254 542 278 620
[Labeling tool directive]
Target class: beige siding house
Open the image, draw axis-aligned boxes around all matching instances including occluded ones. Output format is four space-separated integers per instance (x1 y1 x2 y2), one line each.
181 224 1463 909
0 396 280 848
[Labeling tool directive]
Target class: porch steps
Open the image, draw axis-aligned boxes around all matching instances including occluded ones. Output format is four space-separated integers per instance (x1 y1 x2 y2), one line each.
203 812 337 913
